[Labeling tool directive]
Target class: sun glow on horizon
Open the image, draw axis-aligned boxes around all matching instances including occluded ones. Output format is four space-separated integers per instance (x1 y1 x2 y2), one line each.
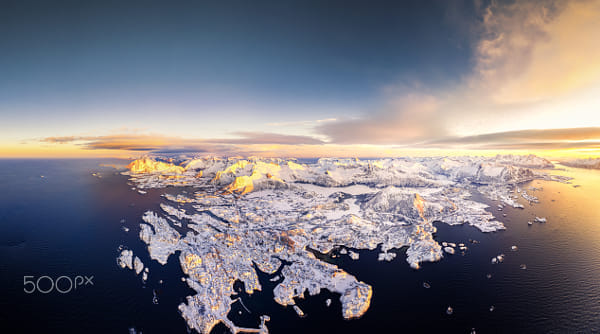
2 138 598 160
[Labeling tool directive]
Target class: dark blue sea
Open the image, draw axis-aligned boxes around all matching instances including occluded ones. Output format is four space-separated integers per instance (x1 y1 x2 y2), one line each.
0 159 599 333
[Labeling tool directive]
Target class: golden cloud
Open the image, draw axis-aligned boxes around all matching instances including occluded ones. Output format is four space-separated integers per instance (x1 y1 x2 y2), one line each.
474 0 600 104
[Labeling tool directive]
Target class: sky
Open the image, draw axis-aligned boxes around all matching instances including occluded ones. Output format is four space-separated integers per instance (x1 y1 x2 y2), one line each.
1 0 599 158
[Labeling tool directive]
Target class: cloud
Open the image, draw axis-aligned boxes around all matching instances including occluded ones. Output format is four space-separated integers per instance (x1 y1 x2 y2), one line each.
317 0 600 147
477 141 600 150
41 135 176 151
41 136 87 143
317 94 446 145
39 132 324 154
473 0 600 104
425 127 600 150
35 127 600 158
266 118 337 127
35 1 600 156
439 127 600 143
208 132 325 145
150 147 209 154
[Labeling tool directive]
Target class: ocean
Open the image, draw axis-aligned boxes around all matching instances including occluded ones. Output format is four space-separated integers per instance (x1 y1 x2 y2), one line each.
0 159 598 333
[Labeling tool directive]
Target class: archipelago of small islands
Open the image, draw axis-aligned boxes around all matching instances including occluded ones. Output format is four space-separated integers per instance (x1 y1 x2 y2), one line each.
116 154 569 333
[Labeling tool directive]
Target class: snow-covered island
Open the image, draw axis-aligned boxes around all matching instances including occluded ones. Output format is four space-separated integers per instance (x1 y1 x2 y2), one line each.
118 154 566 333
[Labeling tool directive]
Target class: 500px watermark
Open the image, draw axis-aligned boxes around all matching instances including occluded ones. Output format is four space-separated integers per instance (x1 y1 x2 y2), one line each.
23 275 94 294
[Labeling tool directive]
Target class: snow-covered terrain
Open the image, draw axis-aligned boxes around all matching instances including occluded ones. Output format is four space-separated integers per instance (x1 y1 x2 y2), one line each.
118 154 565 333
